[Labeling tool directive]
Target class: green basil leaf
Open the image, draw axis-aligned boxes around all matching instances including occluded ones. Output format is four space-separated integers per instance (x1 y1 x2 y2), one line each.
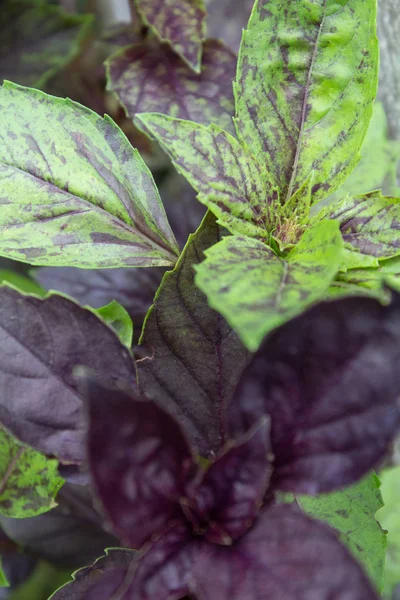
92 300 133 348
235 0 379 204
376 466 400 597
195 219 343 350
0 82 179 268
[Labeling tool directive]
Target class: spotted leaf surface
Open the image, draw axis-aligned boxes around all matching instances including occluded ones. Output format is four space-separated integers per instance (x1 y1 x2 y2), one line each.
324 191 400 268
136 113 275 239
0 428 63 518
138 212 248 457
0 82 179 268
235 0 379 204
195 219 343 350
135 0 206 72
107 39 236 134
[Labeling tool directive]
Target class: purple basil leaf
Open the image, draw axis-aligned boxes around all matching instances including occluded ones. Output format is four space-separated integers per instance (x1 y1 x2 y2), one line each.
190 504 379 600
0 484 118 569
186 418 272 544
206 0 254 53
62 524 195 600
137 211 249 457
107 38 236 134
229 292 400 494
49 548 136 599
0 287 134 463
135 0 207 72
86 379 196 549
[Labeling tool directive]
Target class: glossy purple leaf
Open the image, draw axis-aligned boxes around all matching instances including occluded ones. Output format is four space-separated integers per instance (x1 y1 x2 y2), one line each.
49 548 136 599
229 292 400 494
137 212 249 457
0 287 134 463
191 504 378 600
86 379 196 549
186 418 272 544
206 0 254 53
107 39 236 134
135 0 207 72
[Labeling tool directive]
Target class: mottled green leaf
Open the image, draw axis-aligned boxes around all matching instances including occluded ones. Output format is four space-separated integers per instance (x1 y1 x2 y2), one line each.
0 0 93 89
324 191 400 268
235 0 379 204
0 82 179 268
135 113 276 239
0 429 63 518
297 472 386 592
333 256 400 298
0 270 45 296
135 0 206 72
107 39 236 134
92 300 133 348
138 212 248 456
376 466 400 597
327 103 400 206
195 219 343 350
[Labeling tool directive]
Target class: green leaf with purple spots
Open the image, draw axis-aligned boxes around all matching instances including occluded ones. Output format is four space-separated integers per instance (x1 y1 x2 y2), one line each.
0 82 179 268
106 39 236 134
0 428 64 518
323 191 400 269
235 0 379 205
332 256 400 299
135 113 278 239
195 219 343 350
134 0 206 72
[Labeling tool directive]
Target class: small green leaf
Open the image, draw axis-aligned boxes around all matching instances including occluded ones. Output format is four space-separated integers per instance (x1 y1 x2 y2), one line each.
0 428 64 518
0 1 93 89
334 256 400 298
92 300 133 348
235 0 379 204
195 219 343 351
376 466 400 597
135 0 207 72
0 270 45 296
324 191 400 267
0 82 179 268
297 472 386 592
135 113 275 239
0 559 9 588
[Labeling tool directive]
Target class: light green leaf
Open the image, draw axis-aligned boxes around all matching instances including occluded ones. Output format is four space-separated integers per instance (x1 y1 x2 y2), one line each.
235 0 379 204
195 219 343 351
376 465 400 597
136 113 276 239
297 472 386 592
92 300 133 348
333 255 400 298
0 82 179 268
0 559 9 588
0 270 45 296
0 428 64 518
327 102 400 205
324 191 400 268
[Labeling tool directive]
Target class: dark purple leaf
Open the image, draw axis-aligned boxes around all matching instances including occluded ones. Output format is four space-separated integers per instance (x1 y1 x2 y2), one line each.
229 292 400 494
49 548 136 599
0 287 134 463
107 39 236 134
190 504 378 600
86 379 196 549
135 0 207 72
137 212 249 457
0 484 118 569
185 418 272 544
206 0 254 53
